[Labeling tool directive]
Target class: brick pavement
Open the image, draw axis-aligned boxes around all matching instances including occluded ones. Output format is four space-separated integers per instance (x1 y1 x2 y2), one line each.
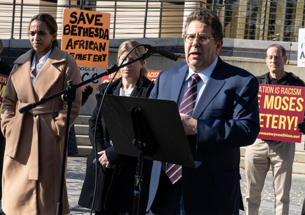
67 157 305 215
1 157 304 214
239 168 305 215
67 157 91 215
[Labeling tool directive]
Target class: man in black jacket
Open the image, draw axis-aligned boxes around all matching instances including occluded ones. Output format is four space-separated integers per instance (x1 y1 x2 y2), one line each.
245 44 305 215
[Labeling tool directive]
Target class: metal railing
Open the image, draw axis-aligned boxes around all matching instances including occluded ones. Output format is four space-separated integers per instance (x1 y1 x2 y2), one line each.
0 0 304 42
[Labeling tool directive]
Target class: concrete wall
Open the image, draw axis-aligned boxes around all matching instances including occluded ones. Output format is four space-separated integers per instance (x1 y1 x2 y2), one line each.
1 37 304 115
1 37 301 71
81 52 303 115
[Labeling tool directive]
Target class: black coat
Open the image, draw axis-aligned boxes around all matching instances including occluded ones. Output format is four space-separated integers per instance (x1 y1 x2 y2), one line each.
0 61 11 76
0 61 11 200
78 76 154 213
257 72 305 87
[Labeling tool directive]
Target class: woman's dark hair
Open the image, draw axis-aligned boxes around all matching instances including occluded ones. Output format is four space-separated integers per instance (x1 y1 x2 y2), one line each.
29 14 58 48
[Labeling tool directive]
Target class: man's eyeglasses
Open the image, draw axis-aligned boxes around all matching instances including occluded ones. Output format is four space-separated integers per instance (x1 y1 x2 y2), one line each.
183 34 215 45
29 31 47 37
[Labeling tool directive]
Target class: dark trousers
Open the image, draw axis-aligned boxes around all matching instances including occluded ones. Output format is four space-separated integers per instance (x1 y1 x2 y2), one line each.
68 124 78 156
95 208 119 215
95 209 130 215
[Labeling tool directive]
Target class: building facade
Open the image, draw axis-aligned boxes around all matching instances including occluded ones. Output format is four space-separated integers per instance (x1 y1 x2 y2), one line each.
0 0 304 42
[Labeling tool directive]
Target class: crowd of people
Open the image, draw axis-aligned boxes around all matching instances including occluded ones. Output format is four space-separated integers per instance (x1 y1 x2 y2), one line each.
0 8 304 215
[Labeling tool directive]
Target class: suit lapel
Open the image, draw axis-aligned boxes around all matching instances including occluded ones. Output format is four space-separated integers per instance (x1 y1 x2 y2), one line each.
171 63 188 103
112 80 122 96
33 48 65 99
130 86 140 97
192 58 226 119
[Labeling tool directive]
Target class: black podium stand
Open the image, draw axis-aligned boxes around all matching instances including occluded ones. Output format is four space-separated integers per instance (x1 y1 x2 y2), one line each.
102 95 196 167
100 94 196 214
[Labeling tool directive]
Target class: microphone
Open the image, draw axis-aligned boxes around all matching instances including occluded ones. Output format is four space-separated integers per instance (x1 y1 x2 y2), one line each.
143 44 179 61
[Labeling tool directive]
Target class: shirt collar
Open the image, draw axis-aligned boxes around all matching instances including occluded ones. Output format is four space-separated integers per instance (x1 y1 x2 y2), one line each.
31 48 52 72
186 57 218 83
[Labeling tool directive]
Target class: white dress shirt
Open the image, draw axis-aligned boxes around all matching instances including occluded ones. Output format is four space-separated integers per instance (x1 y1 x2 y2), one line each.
30 48 52 85
178 57 218 109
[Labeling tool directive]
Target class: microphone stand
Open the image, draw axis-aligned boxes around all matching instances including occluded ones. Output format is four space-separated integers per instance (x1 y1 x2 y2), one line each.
19 51 154 215
130 107 155 215
56 79 74 215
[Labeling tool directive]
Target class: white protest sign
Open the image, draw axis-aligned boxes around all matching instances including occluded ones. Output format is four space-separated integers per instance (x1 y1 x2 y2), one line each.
298 28 305 67
78 66 106 86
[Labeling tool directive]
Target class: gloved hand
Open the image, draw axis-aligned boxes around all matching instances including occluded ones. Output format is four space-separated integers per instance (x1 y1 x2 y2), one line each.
297 121 305 134
84 85 93 96
81 86 94 106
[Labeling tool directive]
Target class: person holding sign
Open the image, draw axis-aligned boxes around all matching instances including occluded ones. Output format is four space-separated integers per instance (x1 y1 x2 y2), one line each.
245 44 305 215
0 14 82 215
146 9 260 214
78 40 154 214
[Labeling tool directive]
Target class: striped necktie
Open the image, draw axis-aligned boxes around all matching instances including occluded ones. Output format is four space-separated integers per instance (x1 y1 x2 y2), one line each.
165 73 201 184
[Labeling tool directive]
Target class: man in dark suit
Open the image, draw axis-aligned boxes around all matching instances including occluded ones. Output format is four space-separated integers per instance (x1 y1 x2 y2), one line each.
146 9 260 214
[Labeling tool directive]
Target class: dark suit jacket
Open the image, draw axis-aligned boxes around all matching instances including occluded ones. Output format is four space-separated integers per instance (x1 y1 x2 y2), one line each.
78 76 154 213
147 58 260 214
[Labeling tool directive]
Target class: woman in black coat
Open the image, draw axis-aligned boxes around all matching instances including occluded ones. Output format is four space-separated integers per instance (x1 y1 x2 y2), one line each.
78 40 154 214
0 39 11 200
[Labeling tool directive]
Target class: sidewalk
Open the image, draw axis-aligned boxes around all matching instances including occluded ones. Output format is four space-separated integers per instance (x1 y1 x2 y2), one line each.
239 168 305 215
67 157 91 215
66 157 305 215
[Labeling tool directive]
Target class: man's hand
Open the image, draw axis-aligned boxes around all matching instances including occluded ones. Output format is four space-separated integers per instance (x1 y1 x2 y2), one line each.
298 121 305 134
98 150 115 168
180 113 197 135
